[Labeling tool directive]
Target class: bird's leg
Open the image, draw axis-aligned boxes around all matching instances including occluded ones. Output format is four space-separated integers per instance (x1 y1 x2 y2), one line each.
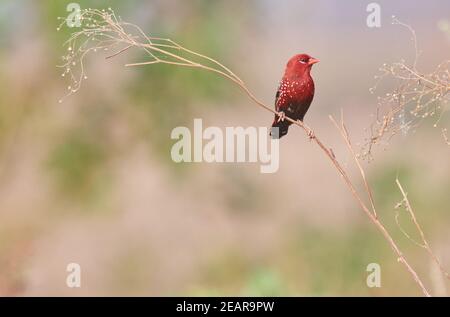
277 111 286 122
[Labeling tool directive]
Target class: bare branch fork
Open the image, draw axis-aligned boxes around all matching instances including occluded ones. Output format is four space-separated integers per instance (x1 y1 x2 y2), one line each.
395 179 450 281
364 17 449 157
442 128 450 146
58 8 449 296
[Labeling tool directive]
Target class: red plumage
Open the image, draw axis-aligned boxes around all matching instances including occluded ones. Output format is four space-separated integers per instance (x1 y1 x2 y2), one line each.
271 54 319 138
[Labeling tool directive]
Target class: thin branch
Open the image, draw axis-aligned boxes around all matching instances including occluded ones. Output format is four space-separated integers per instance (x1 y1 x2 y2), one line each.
330 111 377 218
105 44 133 59
395 179 450 281
442 128 450 146
364 18 449 159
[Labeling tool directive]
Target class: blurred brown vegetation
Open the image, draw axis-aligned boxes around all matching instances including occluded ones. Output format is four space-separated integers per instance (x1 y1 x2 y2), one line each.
0 0 449 296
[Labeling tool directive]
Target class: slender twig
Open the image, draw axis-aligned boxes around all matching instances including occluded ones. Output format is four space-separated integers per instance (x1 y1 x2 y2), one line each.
442 128 450 146
330 111 377 218
105 44 133 59
395 179 450 281
365 18 449 159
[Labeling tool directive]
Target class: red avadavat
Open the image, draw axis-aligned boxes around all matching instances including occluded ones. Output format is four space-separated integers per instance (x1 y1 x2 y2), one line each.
271 54 319 138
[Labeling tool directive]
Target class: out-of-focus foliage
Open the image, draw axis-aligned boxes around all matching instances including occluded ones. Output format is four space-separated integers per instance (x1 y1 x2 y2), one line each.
0 0 449 296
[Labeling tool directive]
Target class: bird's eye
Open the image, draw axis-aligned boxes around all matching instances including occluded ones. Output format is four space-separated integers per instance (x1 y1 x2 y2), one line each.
299 58 307 64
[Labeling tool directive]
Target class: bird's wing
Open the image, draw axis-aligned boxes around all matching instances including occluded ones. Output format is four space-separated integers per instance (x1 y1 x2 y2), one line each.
274 83 282 112
275 79 293 113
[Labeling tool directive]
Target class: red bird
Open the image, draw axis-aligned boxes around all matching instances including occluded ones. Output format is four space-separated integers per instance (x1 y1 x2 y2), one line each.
271 54 319 138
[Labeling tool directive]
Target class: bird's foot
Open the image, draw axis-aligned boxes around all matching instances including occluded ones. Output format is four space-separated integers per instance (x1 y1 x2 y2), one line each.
297 120 315 140
277 111 286 122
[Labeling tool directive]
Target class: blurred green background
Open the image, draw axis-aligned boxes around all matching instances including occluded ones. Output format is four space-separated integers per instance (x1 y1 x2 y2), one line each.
0 0 449 296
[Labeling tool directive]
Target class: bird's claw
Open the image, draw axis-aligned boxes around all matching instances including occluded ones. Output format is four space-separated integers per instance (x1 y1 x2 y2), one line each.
277 111 286 123
297 119 315 140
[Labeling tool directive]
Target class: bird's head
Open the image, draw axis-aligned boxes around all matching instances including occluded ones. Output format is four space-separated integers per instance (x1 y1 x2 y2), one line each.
285 54 319 77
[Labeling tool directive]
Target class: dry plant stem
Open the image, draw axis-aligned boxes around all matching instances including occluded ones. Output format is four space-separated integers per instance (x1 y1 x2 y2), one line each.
396 179 450 281
365 18 449 158
60 9 433 296
442 129 450 146
328 115 430 296
330 112 377 217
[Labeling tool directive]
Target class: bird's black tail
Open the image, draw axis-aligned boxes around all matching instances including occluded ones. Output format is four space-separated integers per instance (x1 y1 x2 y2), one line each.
270 119 290 139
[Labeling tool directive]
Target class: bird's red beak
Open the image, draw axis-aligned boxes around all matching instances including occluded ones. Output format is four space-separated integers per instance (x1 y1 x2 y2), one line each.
308 57 320 65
